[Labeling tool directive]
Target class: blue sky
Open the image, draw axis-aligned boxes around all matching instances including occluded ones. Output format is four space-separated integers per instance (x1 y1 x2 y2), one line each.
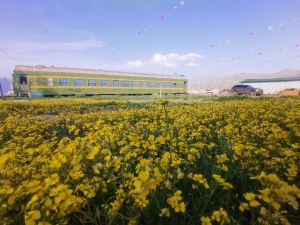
0 0 300 78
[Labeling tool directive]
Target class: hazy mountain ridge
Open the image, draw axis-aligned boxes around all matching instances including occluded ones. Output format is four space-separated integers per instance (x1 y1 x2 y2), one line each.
0 77 12 95
189 69 300 90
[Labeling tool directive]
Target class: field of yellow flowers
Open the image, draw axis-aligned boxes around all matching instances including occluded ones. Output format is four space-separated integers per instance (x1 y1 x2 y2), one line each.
0 98 299 225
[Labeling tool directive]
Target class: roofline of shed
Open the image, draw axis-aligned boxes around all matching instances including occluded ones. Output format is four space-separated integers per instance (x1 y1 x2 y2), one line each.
241 77 300 83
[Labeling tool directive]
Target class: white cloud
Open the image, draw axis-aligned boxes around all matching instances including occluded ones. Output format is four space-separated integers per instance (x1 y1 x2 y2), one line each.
126 60 144 68
186 62 199 67
125 52 203 69
150 52 203 68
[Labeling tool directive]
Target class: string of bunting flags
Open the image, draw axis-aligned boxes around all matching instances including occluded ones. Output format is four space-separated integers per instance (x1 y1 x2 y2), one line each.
153 38 298 72
102 0 187 64
160 42 300 72
204 16 299 50
100 0 299 72
216 42 299 64
118 40 299 73
164 52 300 75
222 53 300 69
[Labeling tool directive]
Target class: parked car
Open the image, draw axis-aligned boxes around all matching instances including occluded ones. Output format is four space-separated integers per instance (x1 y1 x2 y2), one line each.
231 85 263 96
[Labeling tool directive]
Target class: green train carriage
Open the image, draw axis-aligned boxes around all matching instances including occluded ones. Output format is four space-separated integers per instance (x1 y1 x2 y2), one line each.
13 65 188 97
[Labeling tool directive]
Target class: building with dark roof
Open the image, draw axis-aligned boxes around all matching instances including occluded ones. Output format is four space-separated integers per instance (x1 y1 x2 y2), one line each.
241 77 300 94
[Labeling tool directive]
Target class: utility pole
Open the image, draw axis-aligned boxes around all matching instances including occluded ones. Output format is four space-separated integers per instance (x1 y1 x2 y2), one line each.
28 81 32 98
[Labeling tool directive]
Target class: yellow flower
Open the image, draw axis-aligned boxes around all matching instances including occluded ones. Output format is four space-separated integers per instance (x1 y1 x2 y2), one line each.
167 190 186 213
87 147 100 160
133 180 142 192
27 194 39 208
128 219 137 225
211 208 229 223
200 216 212 225
239 203 249 212
1 98 300 224
260 207 268 216
50 159 61 169
244 192 256 201
212 174 233 190
138 171 150 182
188 173 210 189
249 200 260 207
25 210 41 225
38 222 52 225
159 208 171 217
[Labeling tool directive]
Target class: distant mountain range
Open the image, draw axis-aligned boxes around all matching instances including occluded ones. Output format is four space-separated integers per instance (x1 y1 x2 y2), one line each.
189 69 300 90
0 77 12 95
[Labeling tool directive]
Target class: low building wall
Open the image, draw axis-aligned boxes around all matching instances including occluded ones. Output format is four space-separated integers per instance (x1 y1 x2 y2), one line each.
242 81 300 94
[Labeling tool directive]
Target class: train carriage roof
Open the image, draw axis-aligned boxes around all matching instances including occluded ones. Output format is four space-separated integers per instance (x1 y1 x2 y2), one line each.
15 65 186 80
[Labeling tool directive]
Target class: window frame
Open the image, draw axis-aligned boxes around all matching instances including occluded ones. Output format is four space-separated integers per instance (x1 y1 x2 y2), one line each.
19 76 28 85
88 79 96 86
123 80 130 87
59 78 68 86
133 81 140 87
165 82 171 88
112 80 120 87
100 80 109 86
47 78 53 86
74 79 83 86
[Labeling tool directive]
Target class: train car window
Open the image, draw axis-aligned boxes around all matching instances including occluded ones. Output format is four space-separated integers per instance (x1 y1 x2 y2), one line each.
159 82 164 88
142 82 148 87
133 81 140 87
19 76 27 85
74 79 83 86
166 83 171 88
152 82 157 87
112 80 120 86
48 78 53 86
123 80 130 87
88 80 96 86
173 83 177 87
100 80 109 86
59 78 68 86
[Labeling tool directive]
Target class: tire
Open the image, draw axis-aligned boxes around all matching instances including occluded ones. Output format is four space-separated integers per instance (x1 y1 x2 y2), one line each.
233 91 239 96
